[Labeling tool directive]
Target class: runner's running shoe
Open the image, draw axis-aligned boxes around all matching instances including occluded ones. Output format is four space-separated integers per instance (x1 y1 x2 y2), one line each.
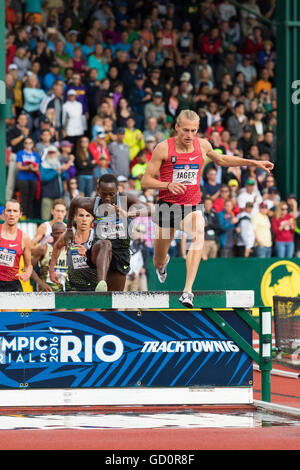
156 254 170 283
95 280 108 292
179 292 194 308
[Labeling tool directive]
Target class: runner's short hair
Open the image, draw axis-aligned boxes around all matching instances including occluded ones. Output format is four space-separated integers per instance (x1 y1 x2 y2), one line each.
176 110 200 126
97 174 118 188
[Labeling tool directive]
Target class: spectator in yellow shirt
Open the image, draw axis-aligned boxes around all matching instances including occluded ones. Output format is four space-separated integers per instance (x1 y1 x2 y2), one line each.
123 116 145 162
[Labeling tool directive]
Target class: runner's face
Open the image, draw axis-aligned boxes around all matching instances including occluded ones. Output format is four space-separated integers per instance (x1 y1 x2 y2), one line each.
51 227 66 242
175 119 199 145
51 204 67 222
98 182 117 205
3 202 21 226
74 208 94 231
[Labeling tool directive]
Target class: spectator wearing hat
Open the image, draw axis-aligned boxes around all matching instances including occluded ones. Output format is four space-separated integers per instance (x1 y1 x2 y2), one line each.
62 89 84 145
16 136 41 219
64 73 89 132
108 128 130 178
272 201 295 258
40 145 72 220
236 54 257 85
144 91 166 123
237 177 262 213
89 128 111 167
252 201 273 257
128 72 152 130
238 124 253 157
60 140 76 184
178 72 194 111
64 30 81 58
43 62 64 92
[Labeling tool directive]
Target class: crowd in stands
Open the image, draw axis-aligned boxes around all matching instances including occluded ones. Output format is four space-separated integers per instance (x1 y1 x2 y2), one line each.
4 0 300 274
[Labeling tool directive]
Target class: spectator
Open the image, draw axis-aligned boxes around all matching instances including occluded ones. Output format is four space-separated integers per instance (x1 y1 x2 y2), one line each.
88 44 109 81
202 167 221 201
108 128 130 178
226 101 247 139
128 72 152 130
254 68 273 96
54 40 73 78
6 112 31 200
23 73 47 130
89 128 111 167
64 73 89 132
218 199 239 257
16 137 41 219
43 62 64 92
202 196 221 260
236 202 255 257
40 146 70 220
252 201 273 258
74 136 97 197
43 81 64 138
131 150 148 190
123 116 145 164
214 183 240 215
143 117 163 145
272 201 295 258
237 177 262 213
62 89 84 146
144 91 166 124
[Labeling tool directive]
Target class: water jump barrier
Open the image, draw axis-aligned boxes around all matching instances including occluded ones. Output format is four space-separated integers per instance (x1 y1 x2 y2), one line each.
0 290 272 407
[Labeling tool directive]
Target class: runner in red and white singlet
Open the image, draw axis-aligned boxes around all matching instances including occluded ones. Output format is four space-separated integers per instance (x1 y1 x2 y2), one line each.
158 136 204 206
0 200 32 292
141 110 274 308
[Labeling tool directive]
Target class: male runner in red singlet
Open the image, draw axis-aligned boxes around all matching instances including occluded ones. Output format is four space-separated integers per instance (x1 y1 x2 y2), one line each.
0 199 32 292
141 110 274 307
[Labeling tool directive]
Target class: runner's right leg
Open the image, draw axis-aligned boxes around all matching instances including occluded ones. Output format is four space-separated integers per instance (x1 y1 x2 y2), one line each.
153 225 175 283
91 240 112 291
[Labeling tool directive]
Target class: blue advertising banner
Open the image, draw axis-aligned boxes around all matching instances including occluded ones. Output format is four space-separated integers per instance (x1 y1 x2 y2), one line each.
0 310 252 389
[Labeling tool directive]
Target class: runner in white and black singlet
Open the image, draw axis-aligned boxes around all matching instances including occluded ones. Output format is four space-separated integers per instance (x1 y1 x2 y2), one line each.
64 174 151 292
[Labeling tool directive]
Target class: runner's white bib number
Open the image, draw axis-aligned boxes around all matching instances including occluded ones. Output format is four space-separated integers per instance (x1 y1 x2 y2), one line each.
172 164 199 185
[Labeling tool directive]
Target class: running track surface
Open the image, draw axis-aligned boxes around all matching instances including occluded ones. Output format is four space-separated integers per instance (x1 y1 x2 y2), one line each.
0 365 299 450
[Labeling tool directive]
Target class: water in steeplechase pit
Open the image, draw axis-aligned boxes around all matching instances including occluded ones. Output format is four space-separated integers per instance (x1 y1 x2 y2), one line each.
0 407 299 430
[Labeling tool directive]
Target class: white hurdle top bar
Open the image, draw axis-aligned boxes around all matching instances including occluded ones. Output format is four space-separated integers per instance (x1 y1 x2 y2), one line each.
0 290 255 310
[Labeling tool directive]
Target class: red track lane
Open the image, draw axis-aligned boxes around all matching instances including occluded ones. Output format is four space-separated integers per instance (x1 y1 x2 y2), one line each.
0 426 299 450
0 367 299 450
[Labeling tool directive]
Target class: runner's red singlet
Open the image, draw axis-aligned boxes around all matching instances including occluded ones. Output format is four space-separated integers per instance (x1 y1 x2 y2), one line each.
158 137 204 205
0 225 23 281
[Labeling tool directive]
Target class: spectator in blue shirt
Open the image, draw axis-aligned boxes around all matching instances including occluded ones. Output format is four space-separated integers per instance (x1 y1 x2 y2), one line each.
43 62 64 92
16 138 41 219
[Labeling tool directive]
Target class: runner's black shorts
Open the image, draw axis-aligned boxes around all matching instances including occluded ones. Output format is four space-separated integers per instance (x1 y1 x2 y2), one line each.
152 199 203 229
86 241 131 276
0 280 23 292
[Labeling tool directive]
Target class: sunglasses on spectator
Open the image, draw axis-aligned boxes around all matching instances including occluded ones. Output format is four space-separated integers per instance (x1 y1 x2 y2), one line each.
281 207 288 211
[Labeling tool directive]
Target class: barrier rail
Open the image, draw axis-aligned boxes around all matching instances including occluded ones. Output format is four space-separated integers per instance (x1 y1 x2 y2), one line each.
0 290 272 407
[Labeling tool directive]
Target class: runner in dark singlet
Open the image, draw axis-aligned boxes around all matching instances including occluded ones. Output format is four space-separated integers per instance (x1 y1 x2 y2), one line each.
49 208 98 291
64 174 151 292
141 109 274 307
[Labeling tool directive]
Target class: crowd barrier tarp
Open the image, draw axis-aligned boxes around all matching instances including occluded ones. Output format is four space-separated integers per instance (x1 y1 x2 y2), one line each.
148 258 300 308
